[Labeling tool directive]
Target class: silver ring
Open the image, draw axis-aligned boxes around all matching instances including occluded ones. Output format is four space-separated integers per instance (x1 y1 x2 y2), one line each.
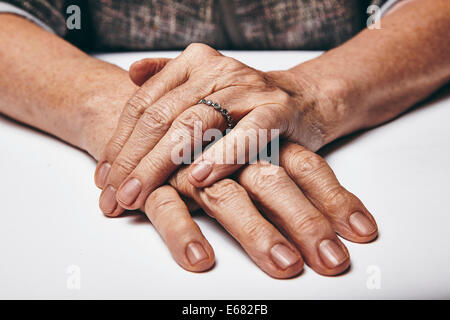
198 99 234 129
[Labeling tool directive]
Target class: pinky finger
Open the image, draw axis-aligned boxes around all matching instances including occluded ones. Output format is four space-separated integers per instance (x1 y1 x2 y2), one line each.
145 185 215 272
129 58 172 86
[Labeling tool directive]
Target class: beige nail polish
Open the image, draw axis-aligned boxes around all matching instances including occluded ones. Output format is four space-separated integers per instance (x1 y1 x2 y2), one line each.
117 178 142 205
190 160 213 181
319 239 349 269
96 162 111 188
186 242 208 265
270 244 300 270
99 185 118 214
349 212 377 237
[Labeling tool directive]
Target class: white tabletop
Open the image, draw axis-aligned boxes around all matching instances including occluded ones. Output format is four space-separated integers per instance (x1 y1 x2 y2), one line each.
1 51 449 299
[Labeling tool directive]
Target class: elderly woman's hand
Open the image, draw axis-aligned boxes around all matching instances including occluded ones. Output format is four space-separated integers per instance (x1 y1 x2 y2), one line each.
141 142 377 278
88 52 377 278
95 43 338 213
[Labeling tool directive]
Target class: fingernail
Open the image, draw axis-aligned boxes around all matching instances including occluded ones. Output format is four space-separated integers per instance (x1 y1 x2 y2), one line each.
349 212 377 237
190 160 213 181
99 185 118 214
117 178 142 205
270 244 300 270
96 162 111 188
319 239 349 269
186 242 208 265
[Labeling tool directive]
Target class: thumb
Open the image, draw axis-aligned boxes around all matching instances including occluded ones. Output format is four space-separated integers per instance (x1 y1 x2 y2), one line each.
129 57 172 86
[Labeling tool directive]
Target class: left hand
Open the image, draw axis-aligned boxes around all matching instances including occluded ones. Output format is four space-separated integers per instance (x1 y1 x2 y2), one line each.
95 43 333 213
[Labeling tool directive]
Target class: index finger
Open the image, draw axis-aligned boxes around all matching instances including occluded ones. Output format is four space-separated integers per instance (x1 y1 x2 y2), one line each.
94 54 189 189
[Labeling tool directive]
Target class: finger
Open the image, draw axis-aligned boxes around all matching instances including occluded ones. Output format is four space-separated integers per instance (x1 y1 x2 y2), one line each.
237 162 350 276
95 43 222 190
94 53 190 190
188 98 291 188
144 185 215 272
99 185 125 217
108 85 232 210
129 58 172 86
103 79 221 212
280 143 378 243
169 170 304 279
113 86 289 211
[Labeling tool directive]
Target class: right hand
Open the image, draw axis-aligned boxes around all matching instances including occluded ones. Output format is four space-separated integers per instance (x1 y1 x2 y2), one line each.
142 142 378 278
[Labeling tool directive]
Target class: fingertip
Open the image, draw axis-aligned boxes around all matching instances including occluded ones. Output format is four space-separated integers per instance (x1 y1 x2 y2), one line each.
129 58 171 86
182 241 216 273
94 161 111 189
187 171 212 188
116 177 143 210
189 160 213 183
188 163 241 189
348 211 378 241
336 211 378 244
269 255 304 279
315 239 351 276
103 206 125 218
317 258 351 277
259 243 304 279
129 60 148 86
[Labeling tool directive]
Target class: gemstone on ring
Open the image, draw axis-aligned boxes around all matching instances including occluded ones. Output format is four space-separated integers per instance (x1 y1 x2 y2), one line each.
198 99 234 129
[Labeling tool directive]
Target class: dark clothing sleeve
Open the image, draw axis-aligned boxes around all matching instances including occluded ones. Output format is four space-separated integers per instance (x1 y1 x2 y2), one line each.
3 0 67 36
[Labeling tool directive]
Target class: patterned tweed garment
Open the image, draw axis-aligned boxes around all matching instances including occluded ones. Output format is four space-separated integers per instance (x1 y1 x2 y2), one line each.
5 0 387 50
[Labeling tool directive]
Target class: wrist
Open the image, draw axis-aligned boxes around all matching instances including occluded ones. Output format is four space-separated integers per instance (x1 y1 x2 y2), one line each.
75 63 137 159
285 56 358 149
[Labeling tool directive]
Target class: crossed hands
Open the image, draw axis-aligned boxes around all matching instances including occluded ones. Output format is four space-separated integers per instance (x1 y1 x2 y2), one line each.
94 44 377 279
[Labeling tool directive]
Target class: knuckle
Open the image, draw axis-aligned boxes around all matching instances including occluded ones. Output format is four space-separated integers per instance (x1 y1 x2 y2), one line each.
240 218 272 243
185 43 217 57
200 179 246 209
243 105 285 130
214 56 243 73
288 148 326 178
105 137 125 157
140 150 167 175
126 91 152 116
112 157 136 177
247 164 290 193
146 187 177 212
140 107 171 133
291 212 326 236
323 186 351 210
168 169 193 196
174 109 205 136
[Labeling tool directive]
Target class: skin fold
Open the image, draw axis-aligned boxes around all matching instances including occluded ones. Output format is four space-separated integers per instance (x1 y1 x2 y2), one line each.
0 0 448 278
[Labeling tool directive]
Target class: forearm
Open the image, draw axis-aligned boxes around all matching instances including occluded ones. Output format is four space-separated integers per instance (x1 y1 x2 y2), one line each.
0 14 136 158
290 0 450 145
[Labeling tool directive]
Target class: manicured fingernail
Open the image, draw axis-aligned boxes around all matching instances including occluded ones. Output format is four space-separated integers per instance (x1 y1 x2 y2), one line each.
99 185 118 214
96 162 111 188
117 178 142 205
349 212 377 236
319 239 349 269
186 242 208 265
270 244 300 270
190 160 213 181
